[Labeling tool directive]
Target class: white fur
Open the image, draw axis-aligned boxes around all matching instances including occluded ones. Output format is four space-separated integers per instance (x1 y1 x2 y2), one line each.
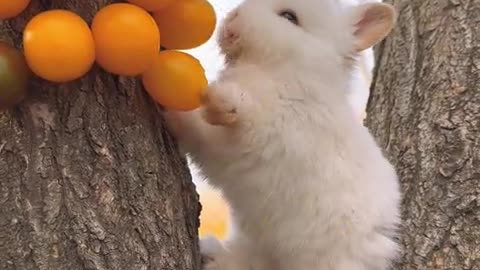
165 0 401 269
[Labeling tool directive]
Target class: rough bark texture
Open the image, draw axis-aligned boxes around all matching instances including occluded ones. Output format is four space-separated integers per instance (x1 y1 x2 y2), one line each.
366 0 480 269
0 1 201 269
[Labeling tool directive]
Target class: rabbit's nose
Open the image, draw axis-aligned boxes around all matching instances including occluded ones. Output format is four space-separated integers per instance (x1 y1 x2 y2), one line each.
225 10 239 23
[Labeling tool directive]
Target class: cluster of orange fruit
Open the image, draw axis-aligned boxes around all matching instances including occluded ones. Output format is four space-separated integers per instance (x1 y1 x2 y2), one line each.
0 0 215 111
2 0 229 240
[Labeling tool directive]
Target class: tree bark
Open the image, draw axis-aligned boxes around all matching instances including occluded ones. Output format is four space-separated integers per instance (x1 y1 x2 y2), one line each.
0 1 201 269
366 0 480 269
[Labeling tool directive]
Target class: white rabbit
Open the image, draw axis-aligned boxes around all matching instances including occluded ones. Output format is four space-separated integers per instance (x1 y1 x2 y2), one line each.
164 0 401 269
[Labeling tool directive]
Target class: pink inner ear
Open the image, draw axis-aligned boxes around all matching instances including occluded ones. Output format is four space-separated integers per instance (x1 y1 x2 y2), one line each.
353 7 389 36
354 16 373 35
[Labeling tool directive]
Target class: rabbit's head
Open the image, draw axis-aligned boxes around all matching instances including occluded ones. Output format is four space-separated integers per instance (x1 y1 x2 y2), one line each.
218 0 396 73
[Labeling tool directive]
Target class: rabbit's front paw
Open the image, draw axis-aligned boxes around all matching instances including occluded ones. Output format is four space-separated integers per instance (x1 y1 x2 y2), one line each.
202 252 240 270
200 235 254 270
202 82 245 126
162 110 188 140
200 235 226 270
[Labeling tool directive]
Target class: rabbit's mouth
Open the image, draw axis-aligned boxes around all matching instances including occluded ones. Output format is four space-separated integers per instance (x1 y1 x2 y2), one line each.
220 10 241 46
219 26 242 64
218 13 242 60
221 27 240 46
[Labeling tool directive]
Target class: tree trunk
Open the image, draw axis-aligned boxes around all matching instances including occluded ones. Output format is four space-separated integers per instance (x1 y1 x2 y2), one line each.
366 0 480 269
0 1 201 269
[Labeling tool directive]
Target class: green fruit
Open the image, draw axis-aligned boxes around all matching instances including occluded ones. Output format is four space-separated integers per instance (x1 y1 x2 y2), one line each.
0 41 30 110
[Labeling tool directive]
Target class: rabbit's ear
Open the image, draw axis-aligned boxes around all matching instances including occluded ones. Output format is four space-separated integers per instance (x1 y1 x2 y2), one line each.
350 3 396 52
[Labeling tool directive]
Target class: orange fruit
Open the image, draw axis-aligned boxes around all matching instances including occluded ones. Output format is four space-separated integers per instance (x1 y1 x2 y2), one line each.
92 3 160 76
23 10 95 83
153 0 216 50
0 41 30 110
197 183 229 239
142 50 207 111
126 0 173 12
0 0 30 19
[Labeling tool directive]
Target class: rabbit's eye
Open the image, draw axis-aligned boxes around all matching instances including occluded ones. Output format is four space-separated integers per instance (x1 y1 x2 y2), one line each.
279 10 299 25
